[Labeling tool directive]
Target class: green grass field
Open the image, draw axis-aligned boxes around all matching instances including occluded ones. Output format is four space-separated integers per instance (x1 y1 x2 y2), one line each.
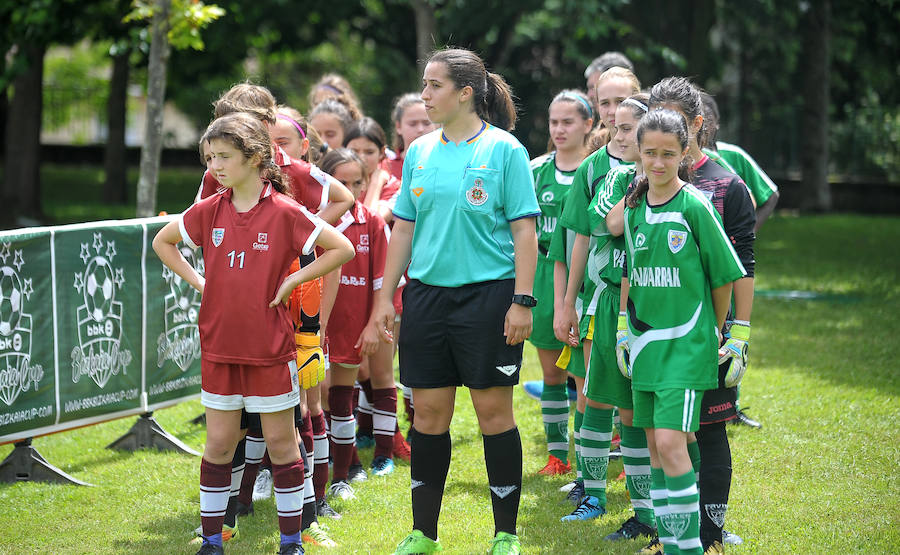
1 213 898 554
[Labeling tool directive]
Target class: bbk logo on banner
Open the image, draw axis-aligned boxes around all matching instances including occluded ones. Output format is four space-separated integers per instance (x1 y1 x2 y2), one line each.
0 242 44 407
71 232 133 388
157 243 203 371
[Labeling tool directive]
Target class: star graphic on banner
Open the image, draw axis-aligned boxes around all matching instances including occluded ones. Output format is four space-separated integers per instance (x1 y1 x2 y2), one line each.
22 278 33 300
80 243 91 265
92 232 103 253
74 272 85 293
0 242 10 264
12 250 24 271
114 267 125 289
105 241 117 261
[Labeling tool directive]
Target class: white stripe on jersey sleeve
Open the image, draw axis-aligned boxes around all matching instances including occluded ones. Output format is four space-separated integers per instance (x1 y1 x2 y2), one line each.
178 211 199 250
302 215 326 256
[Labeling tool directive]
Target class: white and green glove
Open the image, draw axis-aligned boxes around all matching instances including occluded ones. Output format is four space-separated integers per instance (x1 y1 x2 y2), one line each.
615 312 632 379
719 320 750 387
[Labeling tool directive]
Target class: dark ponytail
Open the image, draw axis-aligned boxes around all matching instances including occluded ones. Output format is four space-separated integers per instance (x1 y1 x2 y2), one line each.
427 48 517 131
626 109 692 208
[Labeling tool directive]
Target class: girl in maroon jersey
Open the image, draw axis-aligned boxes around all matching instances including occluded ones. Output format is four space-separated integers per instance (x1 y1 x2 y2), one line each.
384 93 435 181
154 113 353 555
315 149 397 503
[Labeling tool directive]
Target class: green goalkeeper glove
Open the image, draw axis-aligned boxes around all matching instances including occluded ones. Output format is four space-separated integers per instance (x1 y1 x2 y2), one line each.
719 321 750 387
615 312 632 379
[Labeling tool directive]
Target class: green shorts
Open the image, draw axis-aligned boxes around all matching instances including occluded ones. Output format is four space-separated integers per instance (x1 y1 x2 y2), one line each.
632 388 703 432
565 344 586 379
584 287 632 408
528 257 564 350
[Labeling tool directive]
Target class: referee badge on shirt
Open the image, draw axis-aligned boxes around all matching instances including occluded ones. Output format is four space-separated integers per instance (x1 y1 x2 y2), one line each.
212 227 225 247
466 178 488 206
667 230 687 254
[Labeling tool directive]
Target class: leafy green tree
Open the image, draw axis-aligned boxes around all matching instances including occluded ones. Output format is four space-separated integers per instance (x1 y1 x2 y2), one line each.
125 0 224 217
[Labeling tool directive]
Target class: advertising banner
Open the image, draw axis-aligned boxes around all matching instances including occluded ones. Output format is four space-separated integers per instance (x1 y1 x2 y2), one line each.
0 217 202 443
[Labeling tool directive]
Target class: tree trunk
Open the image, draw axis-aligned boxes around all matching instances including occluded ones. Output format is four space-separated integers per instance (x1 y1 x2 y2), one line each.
2 44 45 227
136 0 171 218
799 0 831 211
411 0 436 74
103 48 130 205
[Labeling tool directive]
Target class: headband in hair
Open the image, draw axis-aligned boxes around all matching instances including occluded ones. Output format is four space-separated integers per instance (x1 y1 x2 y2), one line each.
317 83 343 95
621 98 648 112
277 114 307 139
556 92 593 119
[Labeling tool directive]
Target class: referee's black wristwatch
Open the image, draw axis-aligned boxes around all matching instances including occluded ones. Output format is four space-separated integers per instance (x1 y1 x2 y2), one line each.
511 294 538 308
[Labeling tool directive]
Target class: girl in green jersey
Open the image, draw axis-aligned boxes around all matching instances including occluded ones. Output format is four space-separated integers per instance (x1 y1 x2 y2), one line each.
529 90 593 477
623 109 744 555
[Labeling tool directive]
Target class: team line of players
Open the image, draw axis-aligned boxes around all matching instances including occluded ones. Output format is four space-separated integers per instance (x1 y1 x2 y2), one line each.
154 50 778 555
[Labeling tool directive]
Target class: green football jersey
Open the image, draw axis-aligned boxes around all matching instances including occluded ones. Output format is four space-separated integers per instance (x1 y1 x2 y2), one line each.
559 146 633 316
716 141 778 206
623 184 745 391
547 195 586 321
588 165 634 289
531 151 577 256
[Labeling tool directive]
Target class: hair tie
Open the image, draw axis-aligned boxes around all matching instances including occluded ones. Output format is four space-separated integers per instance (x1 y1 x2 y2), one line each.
557 92 593 119
317 83 343 95
621 98 648 112
277 114 306 139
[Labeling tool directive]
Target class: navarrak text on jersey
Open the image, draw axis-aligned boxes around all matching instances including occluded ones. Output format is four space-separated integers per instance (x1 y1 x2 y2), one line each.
631 266 681 288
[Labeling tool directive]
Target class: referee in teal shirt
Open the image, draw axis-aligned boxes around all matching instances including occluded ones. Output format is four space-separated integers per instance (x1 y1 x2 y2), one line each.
360 48 538 555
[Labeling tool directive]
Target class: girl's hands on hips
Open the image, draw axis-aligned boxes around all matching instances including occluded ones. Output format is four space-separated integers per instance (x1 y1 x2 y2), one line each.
270 276 297 307
504 303 533 345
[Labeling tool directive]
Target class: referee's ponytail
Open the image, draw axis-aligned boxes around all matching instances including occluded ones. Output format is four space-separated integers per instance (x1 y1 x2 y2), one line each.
428 48 517 131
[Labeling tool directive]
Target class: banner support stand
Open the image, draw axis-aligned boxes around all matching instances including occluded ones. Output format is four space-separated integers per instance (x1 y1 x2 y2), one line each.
107 412 200 456
0 438 93 486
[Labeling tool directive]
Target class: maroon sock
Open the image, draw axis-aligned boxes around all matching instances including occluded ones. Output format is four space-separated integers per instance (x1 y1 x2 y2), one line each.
200 457 232 537
372 387 398 459
238 434 265 506
272 460 304 536
351 444 361 467
300 410 314 457
311 411 329 500
357 378 374 434
329 385 355 481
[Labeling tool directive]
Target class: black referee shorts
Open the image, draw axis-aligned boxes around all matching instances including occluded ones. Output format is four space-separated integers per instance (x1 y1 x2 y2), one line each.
398 279 523 389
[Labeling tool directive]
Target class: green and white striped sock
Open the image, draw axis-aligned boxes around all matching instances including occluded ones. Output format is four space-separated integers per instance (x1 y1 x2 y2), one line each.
664 470 701 554
574 409 585 482
541 383 570 462
621 424 654 527
651 467 674 553
580 406 613 507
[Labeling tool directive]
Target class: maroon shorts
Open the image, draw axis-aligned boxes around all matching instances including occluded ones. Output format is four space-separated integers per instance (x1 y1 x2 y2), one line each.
201 359 299 413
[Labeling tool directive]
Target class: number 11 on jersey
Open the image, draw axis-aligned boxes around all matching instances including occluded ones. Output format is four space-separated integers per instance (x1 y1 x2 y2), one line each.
227 250 245 268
